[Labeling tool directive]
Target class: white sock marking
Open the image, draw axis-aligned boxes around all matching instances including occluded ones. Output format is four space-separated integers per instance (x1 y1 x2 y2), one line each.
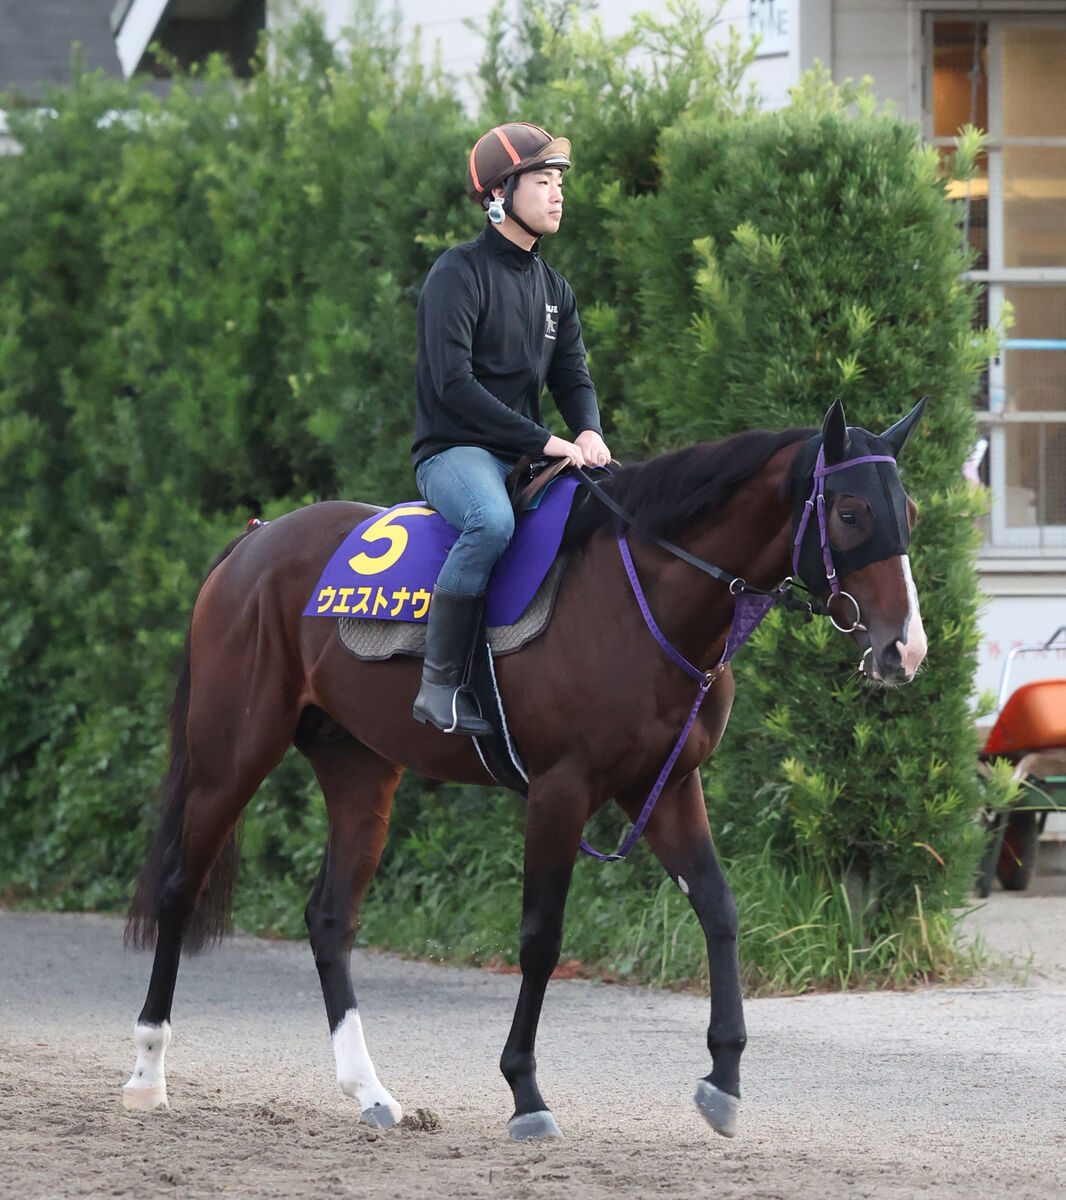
124 1021 171 1108
333 1009 402 1123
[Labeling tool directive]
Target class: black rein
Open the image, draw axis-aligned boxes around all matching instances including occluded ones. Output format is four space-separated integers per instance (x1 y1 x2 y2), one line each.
573 466 825 619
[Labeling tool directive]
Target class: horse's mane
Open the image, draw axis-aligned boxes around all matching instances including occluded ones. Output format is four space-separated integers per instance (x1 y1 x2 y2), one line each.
563 427 814 549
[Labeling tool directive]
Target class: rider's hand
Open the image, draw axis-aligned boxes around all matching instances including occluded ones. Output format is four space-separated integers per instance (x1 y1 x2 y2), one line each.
575 430 611 468
542 434 586 468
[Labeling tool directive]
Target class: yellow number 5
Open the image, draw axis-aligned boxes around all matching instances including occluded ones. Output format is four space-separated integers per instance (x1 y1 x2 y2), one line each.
348 506 434 575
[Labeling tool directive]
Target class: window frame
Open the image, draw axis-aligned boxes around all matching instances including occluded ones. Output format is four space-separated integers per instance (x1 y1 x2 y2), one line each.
922 8 1066 551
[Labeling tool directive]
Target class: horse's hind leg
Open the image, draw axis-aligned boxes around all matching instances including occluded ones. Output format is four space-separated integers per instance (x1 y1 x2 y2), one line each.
124 645 300 1112
636 769 746 1138
295 710 404 1127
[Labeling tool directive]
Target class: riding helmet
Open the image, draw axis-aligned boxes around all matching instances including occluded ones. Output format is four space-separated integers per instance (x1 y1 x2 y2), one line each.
466 122 571 208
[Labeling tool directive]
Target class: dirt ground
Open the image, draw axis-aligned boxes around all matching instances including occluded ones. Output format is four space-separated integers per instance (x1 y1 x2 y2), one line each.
2 879 1064 1200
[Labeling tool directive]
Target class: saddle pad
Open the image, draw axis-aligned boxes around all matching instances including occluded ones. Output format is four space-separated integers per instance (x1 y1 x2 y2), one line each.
337 556 568 661
304 476 579 628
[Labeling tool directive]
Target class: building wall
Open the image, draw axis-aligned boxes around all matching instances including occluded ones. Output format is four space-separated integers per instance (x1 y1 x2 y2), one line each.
715 0 800 109
308 0 671 107
832 1 913 115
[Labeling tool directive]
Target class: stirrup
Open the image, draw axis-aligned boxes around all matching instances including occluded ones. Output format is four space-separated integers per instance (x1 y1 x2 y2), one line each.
413 680 493 736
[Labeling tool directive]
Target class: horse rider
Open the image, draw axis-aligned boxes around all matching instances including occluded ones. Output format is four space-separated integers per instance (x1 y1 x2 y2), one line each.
411 121 611 736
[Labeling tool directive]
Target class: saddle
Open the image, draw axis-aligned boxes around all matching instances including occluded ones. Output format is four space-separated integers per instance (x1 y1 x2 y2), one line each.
505 455 572 514
325 459 583 795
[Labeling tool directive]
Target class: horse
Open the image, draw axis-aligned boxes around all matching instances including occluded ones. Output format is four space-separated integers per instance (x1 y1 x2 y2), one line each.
123 399 927 1140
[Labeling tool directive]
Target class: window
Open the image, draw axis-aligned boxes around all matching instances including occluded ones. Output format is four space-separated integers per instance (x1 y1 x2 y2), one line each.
927 14 1066 549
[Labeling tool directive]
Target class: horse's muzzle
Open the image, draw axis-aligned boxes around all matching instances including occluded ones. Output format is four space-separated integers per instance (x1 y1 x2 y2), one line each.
858 638 922 686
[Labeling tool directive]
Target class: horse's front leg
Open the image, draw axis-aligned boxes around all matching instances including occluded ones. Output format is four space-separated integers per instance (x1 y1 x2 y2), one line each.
499 774 585 1141
638 768 746 1137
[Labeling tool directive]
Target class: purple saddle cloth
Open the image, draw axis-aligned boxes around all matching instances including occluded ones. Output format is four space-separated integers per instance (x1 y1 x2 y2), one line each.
304 476 579 626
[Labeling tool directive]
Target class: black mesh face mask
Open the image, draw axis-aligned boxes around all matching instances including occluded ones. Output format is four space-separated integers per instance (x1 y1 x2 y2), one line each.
790 401 924 596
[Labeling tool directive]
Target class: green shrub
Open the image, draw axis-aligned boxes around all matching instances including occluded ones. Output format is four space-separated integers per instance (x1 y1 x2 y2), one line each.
599 71 1013 967
0 8 1009 990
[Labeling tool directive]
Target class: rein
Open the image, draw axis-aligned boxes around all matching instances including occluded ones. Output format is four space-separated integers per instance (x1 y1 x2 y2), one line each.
569 449 894 862
573 468 815 615
572 468 802 862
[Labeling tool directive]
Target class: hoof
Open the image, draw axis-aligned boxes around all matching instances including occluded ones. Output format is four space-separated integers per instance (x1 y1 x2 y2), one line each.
123 1084 169 1113
362 1101 401 1129
508 1110 563 1141
694 1080 738 1138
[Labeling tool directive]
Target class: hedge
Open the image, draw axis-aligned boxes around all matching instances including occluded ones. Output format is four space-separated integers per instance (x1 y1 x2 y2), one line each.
0 3 1012 989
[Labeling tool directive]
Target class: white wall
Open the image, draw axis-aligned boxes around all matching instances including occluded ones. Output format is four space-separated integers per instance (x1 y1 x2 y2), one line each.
717 0 799 109
832 0 914 116
974 573 1066 707
714 0 916 115
307 0 683 104
0 115 17 156
281 1 921 116
302 0 802 111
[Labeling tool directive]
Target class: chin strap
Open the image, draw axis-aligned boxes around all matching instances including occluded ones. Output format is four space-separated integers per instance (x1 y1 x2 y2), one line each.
486 175 543 240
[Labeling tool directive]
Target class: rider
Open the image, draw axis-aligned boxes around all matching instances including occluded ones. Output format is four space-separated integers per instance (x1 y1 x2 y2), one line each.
411 121 611 735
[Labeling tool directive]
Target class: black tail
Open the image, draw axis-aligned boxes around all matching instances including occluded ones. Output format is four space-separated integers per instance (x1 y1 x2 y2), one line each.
125 532 251 954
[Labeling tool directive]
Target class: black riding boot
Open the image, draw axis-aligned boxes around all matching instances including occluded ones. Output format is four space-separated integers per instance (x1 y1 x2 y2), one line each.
413 586 494 736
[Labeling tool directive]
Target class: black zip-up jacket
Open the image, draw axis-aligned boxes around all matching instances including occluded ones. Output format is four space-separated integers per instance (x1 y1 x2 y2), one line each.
411 224 602 467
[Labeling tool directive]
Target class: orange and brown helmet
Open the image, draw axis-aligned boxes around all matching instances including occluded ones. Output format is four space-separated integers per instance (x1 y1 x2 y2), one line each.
466 122 571 206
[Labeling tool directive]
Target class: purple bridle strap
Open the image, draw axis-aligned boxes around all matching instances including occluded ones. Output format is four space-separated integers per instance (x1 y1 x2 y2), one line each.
578 535 769 862
617 533 709 687
791 446 897 593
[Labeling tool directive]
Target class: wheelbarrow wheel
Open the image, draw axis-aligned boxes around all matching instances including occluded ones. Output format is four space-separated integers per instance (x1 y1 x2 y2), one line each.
976 812 1004 899
996 808 1039 892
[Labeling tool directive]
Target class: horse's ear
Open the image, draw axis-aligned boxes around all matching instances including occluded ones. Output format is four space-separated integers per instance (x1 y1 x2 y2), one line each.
821 399 850 465
881 397 927 458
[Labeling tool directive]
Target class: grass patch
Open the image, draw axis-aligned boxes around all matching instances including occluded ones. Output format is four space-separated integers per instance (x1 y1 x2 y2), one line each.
344 786 982 994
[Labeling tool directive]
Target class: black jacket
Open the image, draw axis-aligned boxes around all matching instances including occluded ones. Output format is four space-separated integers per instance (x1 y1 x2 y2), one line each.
411 225 602 467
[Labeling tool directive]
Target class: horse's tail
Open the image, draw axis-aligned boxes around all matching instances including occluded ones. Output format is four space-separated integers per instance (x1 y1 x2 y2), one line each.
125 532 252 954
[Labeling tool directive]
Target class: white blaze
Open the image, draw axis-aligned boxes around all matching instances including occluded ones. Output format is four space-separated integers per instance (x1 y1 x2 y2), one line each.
896 556 927 679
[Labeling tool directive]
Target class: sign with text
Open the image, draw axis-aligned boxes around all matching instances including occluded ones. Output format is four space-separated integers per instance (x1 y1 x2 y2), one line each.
748 0 790 57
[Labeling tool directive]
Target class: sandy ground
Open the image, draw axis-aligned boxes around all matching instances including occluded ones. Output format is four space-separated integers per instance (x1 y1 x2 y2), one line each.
1 880 1064 1200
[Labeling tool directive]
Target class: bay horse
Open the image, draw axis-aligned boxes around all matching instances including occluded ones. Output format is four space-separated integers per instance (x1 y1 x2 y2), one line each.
123 400 927 1140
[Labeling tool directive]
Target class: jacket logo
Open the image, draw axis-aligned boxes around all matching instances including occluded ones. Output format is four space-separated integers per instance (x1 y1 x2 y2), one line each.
544 303 558 340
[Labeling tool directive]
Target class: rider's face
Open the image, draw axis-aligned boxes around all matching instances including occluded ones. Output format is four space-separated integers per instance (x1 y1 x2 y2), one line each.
509 168 564 235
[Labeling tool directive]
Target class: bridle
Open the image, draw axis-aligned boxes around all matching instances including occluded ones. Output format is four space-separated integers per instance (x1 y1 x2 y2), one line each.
570 453 893 863
790 446 898 635
575 444 901 629
566 440 906 862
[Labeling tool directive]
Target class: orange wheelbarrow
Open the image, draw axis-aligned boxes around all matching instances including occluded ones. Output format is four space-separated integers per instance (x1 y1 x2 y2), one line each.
976 627 1066 897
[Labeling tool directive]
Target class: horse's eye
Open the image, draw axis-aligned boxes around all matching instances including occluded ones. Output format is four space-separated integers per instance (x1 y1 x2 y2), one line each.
840 510 857 526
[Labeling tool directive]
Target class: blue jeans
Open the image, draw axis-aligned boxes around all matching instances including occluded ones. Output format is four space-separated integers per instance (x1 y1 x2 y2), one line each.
415 446 516 596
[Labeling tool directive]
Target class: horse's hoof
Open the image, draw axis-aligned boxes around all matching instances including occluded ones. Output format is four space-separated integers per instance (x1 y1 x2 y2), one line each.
508 1110 564 1141
694 1080 738 1137
122 1084 169 1113
362 1101 401 1129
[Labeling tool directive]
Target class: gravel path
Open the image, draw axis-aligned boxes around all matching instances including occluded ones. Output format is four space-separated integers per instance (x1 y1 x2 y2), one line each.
1 889 1064 1199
